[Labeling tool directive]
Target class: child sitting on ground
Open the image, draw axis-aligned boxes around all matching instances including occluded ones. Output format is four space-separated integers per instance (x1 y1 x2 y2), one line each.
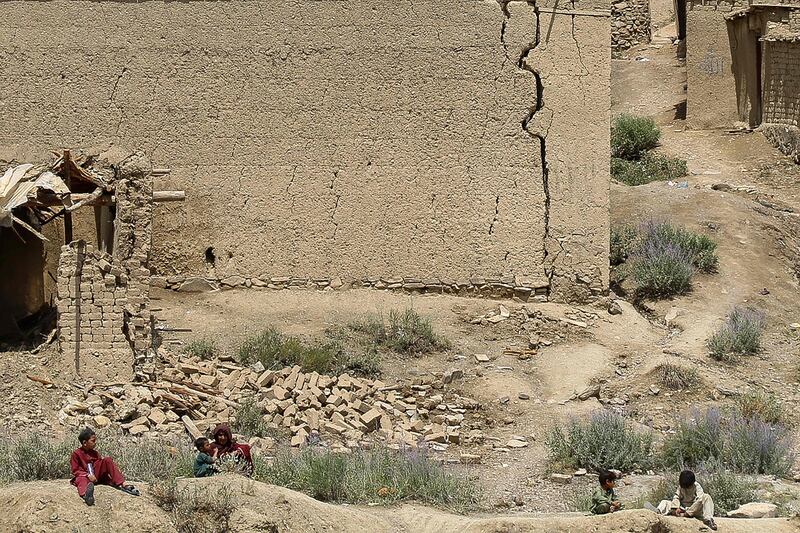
70 427 140 506
654 470 717 531
193 437 219 477
591 469 622 514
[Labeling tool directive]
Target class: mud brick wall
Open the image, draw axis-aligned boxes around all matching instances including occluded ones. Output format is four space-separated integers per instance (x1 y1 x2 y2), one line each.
57 244 135 379
612 0 651 53
763 41 800 126
0 0 610 302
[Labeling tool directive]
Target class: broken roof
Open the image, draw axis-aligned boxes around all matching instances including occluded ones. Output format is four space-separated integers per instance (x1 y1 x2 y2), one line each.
0 150 113 241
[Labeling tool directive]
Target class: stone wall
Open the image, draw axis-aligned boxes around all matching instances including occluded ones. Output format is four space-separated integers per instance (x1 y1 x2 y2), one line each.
0 0 610 303
612 0 652 53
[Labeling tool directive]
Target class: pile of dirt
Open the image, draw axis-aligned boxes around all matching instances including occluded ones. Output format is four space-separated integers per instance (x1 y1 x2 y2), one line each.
2 475 797 533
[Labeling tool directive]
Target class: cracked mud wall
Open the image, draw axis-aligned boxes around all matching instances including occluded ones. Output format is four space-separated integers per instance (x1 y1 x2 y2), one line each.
0 0 609 301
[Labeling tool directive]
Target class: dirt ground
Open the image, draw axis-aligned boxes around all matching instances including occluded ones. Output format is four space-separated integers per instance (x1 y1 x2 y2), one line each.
2 24 800 531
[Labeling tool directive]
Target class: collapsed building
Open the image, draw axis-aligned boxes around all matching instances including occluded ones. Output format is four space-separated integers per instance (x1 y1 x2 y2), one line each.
1 0 611 377
0 150 183 380
683 0 800 161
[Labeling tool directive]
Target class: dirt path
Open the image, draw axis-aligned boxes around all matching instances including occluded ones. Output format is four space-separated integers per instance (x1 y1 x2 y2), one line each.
3 477 798 533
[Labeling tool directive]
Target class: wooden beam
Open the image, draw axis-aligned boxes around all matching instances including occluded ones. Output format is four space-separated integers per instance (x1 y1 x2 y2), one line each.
34 190 185 208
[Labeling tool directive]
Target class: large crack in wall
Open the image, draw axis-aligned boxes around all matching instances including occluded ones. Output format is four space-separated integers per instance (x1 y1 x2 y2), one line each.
499 0 554 293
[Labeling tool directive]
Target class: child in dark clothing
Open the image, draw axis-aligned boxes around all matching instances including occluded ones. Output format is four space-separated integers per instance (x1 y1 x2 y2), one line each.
591 470 622 514
193 437 219 477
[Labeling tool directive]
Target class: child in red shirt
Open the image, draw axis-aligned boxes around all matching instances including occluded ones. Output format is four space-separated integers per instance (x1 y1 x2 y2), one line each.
70 428 140 506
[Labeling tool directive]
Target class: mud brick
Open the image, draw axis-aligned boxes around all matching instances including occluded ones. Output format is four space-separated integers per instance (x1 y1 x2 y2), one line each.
266 385 290 401
360 408 383 429
256 370 276 387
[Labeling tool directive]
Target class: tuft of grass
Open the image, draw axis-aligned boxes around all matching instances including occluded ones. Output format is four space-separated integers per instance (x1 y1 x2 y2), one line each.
232 398 270 439
612 153 688 186
545 411 654 472
654 362 700 390
184 338 218 360
151 478 237 533
254 446 477 511
736 391 786 426
708 307 765 361
237 327 379 377
612 114 661 159
567 488 595 512
662 408 724 470
348 309 451 356
105 434 194 482
610 225 637 266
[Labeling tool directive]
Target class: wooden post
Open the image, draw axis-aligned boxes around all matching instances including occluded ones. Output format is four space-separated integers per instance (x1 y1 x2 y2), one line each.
74 239 85 374
63 150 74 244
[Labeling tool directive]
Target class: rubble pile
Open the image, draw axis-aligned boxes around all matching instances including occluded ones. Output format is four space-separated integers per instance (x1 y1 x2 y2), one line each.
59 355 481 453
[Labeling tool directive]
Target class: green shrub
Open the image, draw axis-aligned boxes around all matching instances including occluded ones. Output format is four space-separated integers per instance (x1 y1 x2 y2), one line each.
698 466 757 515
184 338 218 360
723 415 793 476
348 309 450 356
254 447 477 511
545 411 654 472
736 391 786 426
567 489 595 512
610 225 637 266
662 408 724 469
0 434 72 482
151 478 237 533
628 238 694 297
237 327 378 376
661 408 793 476
640 220 718 273
622 220 718 298
708 307 765 361
611 114 661 159
612 154 688 186
654 362 700 390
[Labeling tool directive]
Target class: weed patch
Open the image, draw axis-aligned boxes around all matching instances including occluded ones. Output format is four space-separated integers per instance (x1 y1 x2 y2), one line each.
612 154 688 186
151 478 237 533
708 307 765 361
0 434 72 483
237 327 379 377
655 362 700 390
184 338 217 360
611 114 661 159
348 309 451 356
736 390 786 426
232 398 273 439
545 411 654 472
254 446 477 511
610 225 637 266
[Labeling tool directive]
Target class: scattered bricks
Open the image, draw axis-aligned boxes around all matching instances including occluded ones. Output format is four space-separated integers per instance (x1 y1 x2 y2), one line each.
309 386 326 403
460 453 482 464
198 375 219 388
360 408 383 429
295 373 307 390
148 408 167 426
550 473 572 484
325 422 349 435
424 431 447 443
474 354 490 363
93 415 111 428
442 368 463 384
447 432 461 444
178 362 200 375
284 404 298 418
129 424 149 436
266 386 290 401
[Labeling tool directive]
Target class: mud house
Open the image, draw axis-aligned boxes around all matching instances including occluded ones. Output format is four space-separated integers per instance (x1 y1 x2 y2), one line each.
684 0 800 160
0 150 182 380
1 0 611 315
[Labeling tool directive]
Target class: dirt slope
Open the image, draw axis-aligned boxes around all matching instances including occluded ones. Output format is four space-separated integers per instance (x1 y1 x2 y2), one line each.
2 476 798 533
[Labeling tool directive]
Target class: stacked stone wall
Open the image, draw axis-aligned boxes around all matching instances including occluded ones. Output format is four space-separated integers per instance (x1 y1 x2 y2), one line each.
763 41 800 126
612 0 651 53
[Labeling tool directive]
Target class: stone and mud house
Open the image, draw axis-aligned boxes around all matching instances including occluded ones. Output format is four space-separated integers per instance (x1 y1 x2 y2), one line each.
0 0 611 378
680 0 800 161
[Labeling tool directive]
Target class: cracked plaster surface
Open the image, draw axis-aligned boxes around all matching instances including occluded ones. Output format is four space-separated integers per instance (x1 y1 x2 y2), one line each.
0 0 609 300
